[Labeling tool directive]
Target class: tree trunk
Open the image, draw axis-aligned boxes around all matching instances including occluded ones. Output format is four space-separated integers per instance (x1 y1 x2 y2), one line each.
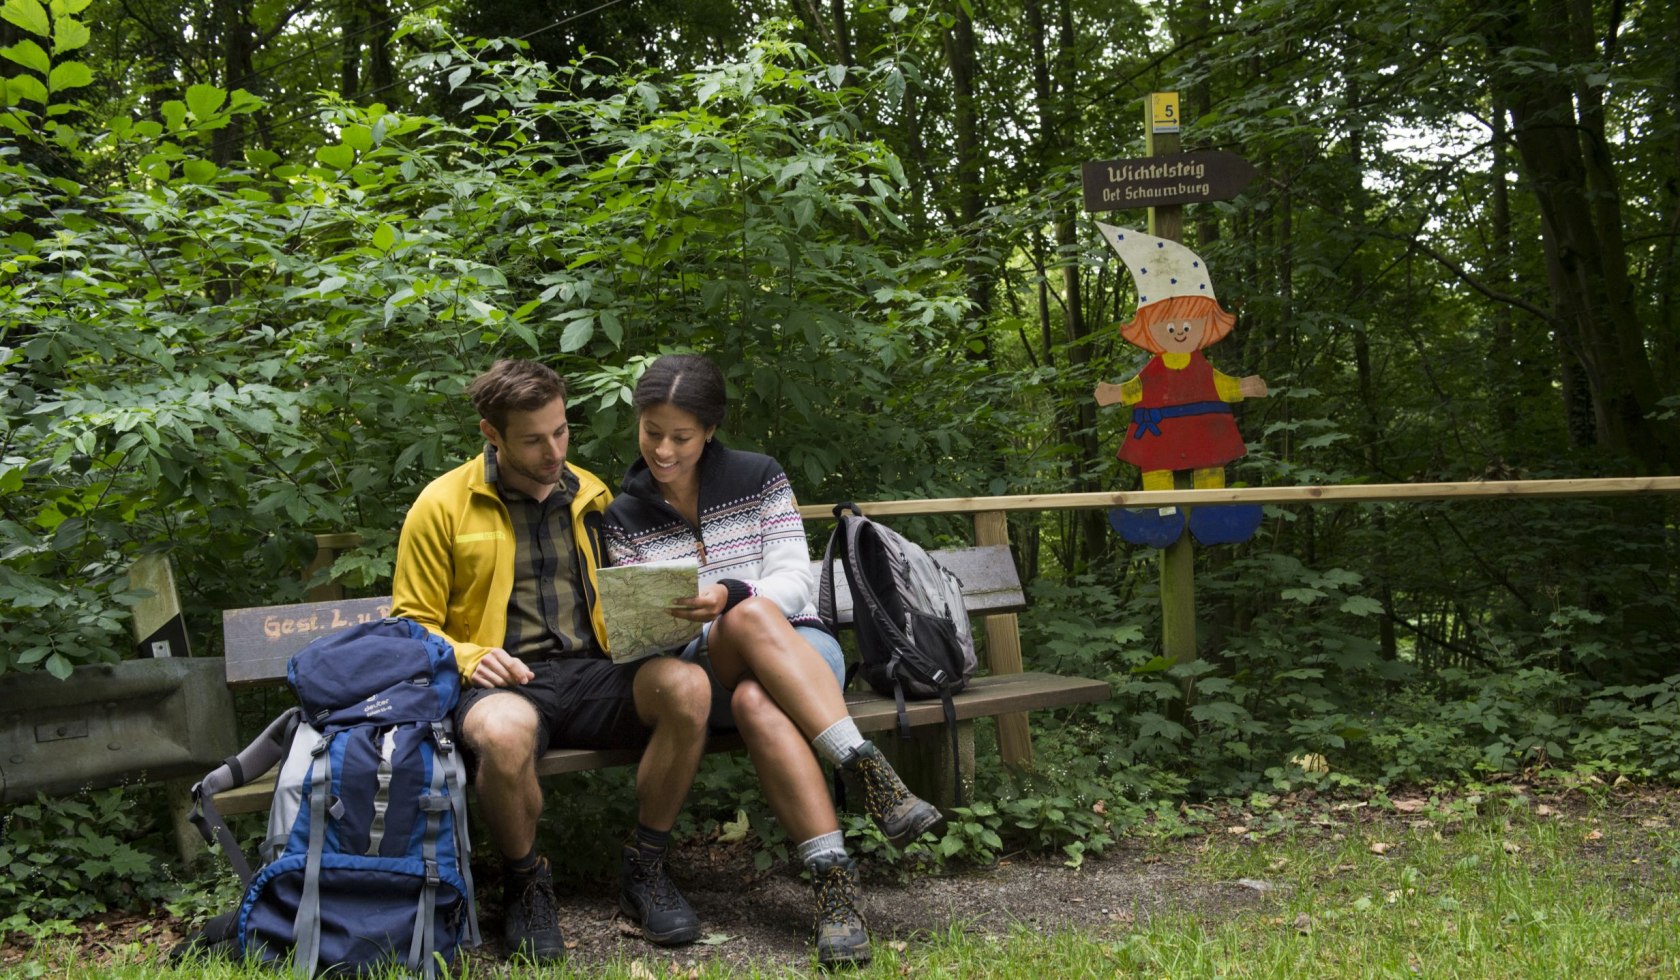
364 0 395 99
943 0 992 354
339 0 363 100
829 0 851 69
1487 0 1678 470
1489 92 1519 443
212 0 254 165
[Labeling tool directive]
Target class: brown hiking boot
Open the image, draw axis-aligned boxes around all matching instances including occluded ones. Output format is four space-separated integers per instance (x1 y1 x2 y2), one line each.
810 854 870 968
839 742 944 847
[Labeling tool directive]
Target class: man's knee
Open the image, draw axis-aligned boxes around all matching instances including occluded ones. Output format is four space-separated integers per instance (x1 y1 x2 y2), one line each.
635 658 711 731
462 694 541 770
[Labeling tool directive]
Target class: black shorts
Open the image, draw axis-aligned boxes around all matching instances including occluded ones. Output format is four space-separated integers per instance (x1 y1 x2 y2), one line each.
454 656 654 755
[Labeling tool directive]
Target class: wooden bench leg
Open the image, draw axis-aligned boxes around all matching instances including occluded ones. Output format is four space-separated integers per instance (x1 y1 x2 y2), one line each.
873 720 975 812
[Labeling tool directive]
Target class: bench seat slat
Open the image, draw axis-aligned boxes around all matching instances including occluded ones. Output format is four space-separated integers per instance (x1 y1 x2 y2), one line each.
209 671 1109 816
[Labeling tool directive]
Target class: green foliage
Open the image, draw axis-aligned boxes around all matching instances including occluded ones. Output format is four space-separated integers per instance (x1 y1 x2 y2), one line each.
0 21 992 677
0 788 180 943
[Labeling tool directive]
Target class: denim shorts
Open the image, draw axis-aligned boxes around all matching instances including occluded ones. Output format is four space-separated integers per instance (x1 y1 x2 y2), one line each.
679 622 845 732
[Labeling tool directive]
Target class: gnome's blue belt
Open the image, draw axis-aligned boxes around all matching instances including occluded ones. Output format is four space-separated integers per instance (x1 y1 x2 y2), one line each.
1131 402 1232 439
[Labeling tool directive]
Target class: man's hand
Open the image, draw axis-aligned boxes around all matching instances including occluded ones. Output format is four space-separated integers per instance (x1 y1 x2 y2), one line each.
669 583 730 623
470 646 533 688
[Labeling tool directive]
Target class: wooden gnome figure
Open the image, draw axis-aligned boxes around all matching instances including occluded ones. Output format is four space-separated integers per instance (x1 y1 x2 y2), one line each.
1093 223 1267 548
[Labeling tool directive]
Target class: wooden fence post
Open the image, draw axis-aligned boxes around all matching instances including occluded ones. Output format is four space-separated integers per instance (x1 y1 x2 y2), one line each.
306 532 363 601
1145 95 1201 714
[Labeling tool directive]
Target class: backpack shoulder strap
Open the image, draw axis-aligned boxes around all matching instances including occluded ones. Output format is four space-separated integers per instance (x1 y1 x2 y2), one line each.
816 503 858 629
188 707 302 887
838 515 917 659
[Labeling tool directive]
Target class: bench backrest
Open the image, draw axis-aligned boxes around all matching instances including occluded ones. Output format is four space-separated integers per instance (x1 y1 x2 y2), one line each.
221 545 1025 689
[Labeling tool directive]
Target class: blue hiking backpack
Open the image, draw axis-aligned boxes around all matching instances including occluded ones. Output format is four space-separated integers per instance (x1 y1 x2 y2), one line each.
187 617 479 977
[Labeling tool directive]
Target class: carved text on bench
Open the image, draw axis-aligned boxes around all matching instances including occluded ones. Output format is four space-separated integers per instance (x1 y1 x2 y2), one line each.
263 603 393 641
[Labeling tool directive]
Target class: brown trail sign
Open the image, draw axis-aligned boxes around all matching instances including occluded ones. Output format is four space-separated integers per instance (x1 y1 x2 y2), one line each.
1080 150 1257 211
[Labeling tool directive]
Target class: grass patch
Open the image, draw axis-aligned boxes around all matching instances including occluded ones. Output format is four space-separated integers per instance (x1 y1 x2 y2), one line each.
9 786 1680 977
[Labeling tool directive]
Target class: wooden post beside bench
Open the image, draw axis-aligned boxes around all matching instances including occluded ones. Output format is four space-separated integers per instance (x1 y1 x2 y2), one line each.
211 544 1109 817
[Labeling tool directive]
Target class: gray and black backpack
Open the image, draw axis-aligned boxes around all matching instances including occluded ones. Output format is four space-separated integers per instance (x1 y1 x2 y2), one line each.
817 504 978 797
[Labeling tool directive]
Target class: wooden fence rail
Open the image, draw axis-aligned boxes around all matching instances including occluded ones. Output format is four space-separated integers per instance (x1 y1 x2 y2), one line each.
794 477 1680 765
794 477 1680 520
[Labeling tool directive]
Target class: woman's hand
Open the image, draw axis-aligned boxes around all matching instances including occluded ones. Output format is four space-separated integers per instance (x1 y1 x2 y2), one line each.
669 583 730 622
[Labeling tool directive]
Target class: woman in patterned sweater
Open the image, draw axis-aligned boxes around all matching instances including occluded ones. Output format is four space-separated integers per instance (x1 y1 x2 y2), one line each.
601 353 940 968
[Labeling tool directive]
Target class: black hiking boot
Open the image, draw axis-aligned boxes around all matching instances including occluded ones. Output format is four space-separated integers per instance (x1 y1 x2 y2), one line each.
810 854 871 968
840 742 944 847
620 844 700 946
502 856 567 963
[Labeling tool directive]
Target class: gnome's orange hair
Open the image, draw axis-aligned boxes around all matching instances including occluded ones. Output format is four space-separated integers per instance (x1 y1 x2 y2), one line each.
1120 295 1236 354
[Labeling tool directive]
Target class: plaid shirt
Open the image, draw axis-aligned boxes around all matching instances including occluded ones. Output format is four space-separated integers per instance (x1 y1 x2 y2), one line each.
487 447 599 661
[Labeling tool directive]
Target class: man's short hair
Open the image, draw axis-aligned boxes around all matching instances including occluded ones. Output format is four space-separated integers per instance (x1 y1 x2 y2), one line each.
466 360 568 435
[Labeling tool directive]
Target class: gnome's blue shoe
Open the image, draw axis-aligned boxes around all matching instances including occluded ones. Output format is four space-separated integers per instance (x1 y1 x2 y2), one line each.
1108 507 1185 548
1187 504 1263 546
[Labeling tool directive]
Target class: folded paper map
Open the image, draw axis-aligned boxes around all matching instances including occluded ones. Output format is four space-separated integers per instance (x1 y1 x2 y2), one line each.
595 558 702 663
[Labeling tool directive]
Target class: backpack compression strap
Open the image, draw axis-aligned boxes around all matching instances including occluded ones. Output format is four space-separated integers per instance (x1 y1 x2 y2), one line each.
433 721 480 948
407 745 451 977
292 733 337 977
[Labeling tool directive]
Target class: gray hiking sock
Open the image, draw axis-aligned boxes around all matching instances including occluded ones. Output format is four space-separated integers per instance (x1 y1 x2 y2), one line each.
812 717 865 766
797 830 848 868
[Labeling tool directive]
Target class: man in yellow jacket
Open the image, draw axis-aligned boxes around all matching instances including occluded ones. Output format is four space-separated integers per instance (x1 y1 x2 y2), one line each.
392 359 711 963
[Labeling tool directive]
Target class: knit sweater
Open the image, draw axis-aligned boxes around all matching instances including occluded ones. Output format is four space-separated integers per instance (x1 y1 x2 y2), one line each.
601 441 824 630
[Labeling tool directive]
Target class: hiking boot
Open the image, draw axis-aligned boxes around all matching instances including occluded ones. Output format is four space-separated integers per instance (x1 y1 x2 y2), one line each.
840 742 944 847
810 854 871 968
620 844 700 946
502 857 567 963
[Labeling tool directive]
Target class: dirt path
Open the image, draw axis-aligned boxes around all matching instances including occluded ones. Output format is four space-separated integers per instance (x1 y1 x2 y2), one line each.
479 840 1264 972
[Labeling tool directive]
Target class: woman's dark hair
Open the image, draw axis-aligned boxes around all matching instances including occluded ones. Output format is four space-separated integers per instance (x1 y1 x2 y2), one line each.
466 359 568 435
633 354 727 429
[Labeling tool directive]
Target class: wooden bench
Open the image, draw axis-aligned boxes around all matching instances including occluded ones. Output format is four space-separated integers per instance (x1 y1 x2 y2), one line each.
210 542 1110 816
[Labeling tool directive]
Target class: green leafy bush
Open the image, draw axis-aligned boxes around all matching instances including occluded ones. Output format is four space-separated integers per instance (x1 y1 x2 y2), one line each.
0 789 179 943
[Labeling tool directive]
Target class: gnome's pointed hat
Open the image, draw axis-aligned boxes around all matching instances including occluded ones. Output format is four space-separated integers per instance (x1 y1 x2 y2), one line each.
1096 222 1233 349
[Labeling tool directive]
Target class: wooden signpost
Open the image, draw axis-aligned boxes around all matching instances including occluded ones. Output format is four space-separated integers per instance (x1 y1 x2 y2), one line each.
1084 93 1262 705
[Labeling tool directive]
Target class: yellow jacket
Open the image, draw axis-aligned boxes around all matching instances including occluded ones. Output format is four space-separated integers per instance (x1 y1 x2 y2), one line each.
390 453 611 680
